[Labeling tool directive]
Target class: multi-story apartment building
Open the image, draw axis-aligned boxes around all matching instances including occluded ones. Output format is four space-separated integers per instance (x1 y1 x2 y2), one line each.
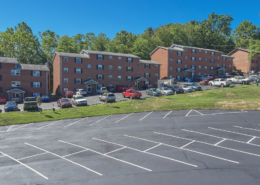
0 57 49 101
53 50 161 95
228 48 260 74
151 44 234 80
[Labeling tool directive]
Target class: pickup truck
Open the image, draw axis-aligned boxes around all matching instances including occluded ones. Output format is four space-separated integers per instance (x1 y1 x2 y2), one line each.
116 85 128 92
122 89 142 99
227 76 250 84
208 78 231 87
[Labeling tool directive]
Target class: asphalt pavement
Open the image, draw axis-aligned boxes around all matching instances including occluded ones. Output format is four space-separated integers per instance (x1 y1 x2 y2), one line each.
0 109 260 184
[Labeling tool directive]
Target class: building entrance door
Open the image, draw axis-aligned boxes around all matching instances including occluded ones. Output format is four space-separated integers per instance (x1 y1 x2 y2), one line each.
87 85 92 93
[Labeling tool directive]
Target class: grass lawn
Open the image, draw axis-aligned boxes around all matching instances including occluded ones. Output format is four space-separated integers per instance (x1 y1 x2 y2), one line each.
1 84 260 126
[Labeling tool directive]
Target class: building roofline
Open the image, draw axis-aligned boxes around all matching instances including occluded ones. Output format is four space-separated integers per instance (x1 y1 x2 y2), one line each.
149 46 181 56
170 44 224 54
81 50 141 58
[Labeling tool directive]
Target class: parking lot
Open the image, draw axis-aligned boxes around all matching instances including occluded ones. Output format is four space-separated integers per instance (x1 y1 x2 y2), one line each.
1 109 260 184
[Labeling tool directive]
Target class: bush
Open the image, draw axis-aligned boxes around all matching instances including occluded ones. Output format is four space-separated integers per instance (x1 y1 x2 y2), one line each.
36 96 42 107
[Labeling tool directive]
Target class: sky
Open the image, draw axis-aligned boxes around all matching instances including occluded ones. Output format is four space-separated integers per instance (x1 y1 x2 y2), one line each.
0 0 259 39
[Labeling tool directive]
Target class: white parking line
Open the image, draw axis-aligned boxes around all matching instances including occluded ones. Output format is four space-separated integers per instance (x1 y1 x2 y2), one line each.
185 110 193 117
140 112 153 121
214 139 226 146
59 140 152 171
64 118 88 127
143 144 161 152
17 152 47 161
7 125 14 131
104 147 126 155
247 137 256 144
187 111 247 117
93 138 197 167
0 155 6 158
115 113 133 123
25 142 102 176
62 150 88 158
234 125 260 132
89 115 111 126
180 141 195 149
8 123 31 131
128 134 239 164
208 127 260 138
0 150 48 179
183 129 260 147
36 121 61 130
193 110 203 115
163 111 172 118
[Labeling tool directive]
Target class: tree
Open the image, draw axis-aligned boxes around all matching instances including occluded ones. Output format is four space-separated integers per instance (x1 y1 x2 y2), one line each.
90 33 111 51
39 30 59 60
55 35 77 53
248 39 260 59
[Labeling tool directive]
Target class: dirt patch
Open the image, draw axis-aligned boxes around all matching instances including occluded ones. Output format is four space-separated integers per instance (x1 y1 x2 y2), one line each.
187 93 202 98
226 92 236 98
215 100 260 110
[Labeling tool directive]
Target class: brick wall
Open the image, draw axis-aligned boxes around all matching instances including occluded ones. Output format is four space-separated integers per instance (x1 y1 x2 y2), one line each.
230 50 250 73
53 54 61 95
151 48 168 79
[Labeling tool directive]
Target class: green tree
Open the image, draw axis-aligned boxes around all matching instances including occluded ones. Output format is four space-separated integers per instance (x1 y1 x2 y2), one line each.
248 39 260 59
39 30 59 59
90 33 111 51
55 35 77 53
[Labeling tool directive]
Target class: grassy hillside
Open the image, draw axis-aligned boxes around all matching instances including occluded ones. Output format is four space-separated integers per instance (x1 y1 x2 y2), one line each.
1 84 259 126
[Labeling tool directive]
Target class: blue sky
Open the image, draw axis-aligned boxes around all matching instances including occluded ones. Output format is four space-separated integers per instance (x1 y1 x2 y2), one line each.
0 0 259 39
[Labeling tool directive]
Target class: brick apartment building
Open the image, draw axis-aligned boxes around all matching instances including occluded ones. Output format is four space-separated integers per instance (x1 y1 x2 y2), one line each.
53 50 161 95
0 57 49 101
151 44 234 80
228 48 260 74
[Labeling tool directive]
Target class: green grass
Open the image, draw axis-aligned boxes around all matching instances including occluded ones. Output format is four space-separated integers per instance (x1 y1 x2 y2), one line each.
1 84 260 126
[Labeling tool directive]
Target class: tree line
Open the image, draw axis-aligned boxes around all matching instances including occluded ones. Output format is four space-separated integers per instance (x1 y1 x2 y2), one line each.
0 12 259 89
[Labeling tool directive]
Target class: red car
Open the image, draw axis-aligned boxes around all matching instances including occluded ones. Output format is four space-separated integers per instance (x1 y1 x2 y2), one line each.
116 85 128 92
126 85 134 89
122 89 142 99
200 78 214 85
0 97 7 104
65 91 74 98
57 98 72 108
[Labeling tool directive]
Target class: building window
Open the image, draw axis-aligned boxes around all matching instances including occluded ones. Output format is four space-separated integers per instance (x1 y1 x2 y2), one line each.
64 68 68 72
205 51 208 54
210 59 215 63
211 52 215 56
137 72 140 76
155 73 158 77
126 67 133 72
191 57 196 61
177 68 181 72
12 81 21 87
210 67 214 71
155 65 158 68
11 70 20 76
191 49 196 53
64 57 68 61
98 55 103 60
15 64 21 69
185 56 188 60
170 67 172 71
126 76 132 81
64 88 68 93
109 56 113 60
118 76 121 80
97 84 103 88
218 56 220 59
144 64 150 68
222 57 226 61
199 58 201 61
199 50 201 53
205 66 207 69
177 59 182 64
118 57 122 60
229 65 231 68
109 65 112 70
127 58 133 62
230 58 232 61
118 66 121 70
76 58 81 63
217 64 219 67
191 65 195 69
75 79 81 84
223 64 226 68
88 64 91 68
185 48 188 52
170 59 172 62
109 75 112 79
97 75 103 80
177 76 181 80
252 60 255 63
205 58 207 62
33 82 40 88
88 74 91 78
64 78 68 82
76 68 82 73
185 64 187 68
0 87 2 93
177 51 182 56
199 66 201 69
170 50 173 53
198 73 201 76
169 75 172 79
144 73 150 77
97 65 103 70
137 63 140 67
256 60 258 63
33 93 41 97
251 67 255 70
32 71 40 76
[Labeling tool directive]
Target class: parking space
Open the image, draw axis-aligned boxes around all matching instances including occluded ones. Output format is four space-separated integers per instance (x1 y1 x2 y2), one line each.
1 109 260 184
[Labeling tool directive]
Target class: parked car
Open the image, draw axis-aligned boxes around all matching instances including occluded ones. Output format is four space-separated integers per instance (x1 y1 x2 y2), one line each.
227 76 250 84
106 86 115 92
195 76 203 81
4 101 18 112
183 78 194 82
116 85 128 92
204 74 217 79
97 87 107 94
23 101 38 111
190 83 202 91
0 97 7 104
71 95 87 106
41 96 50 102
122 89 142 99
208 78 231 87
57 98 72 108
76 89 87 96
168 85 184 94
24 97 36 102
249 75 260 82
65 91 74 98
182 83 200 91
126 85 134 89
146 88 162 96
199 78 214 85
160 87 174 96
231 72 244 76
218 74 227 78
180 84 193 93
99 93 116 102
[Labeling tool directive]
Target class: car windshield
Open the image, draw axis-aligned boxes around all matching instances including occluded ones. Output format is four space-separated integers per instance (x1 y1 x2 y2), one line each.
183 85 189 88
120 85 125 87
25 97 36 101
101 87 106 90
174 86 180 88
193 83 200 86
151 88 157 91
61 99 70 102
108 94 115 97
164 88 169 90
6 101 15 105
75 96 84 99
184 84 192 86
